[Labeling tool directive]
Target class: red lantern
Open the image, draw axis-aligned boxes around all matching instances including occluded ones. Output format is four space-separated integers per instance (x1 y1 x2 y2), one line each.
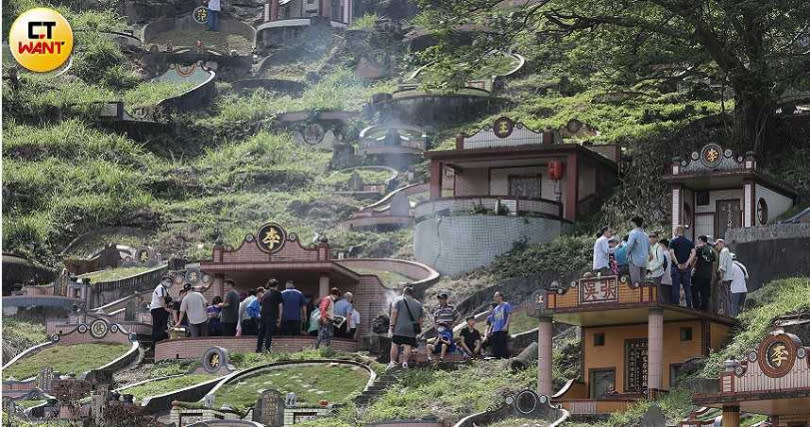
548 160 565 180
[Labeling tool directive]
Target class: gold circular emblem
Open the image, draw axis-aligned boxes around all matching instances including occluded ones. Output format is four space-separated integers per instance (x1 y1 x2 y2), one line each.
256 223 287 254
9 8 74 72
758 334 797 378
493 117 514 139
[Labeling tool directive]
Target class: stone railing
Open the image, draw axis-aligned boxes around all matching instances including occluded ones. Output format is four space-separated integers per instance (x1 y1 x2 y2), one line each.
414 196 563 220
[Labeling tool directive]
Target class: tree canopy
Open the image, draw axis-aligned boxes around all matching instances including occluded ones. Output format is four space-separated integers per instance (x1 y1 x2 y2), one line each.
413 0 810 155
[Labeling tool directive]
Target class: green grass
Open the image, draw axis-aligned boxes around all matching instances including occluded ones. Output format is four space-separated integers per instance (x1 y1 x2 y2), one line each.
15 399 46 409
214 364 369 413
362 360 535 424
322 168 396 187
700 277 810 377
565 389 695 427
123 374 217 400
122 81 199 108
351 268 413 288
2 318 48 364
147 28 253 52
2 342 131 380
78 266 152 282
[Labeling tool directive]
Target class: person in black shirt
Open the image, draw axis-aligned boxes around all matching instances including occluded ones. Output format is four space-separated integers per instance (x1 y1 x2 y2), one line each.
257 279 283 353
458 316 483 358
669 226 696 308
692 235 716 311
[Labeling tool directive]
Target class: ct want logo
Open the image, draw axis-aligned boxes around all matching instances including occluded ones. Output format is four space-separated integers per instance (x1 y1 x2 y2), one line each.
9 8 74 73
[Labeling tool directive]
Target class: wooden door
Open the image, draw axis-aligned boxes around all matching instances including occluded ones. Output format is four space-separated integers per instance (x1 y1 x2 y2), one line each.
715 199 742 238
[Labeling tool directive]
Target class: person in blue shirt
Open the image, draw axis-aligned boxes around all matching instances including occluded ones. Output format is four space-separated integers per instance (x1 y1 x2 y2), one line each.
427 325 456 361
625 216 650 286
280 280 307 335
613 235 629 276
333 292 354 338
669 226 696 308
486 291 513 359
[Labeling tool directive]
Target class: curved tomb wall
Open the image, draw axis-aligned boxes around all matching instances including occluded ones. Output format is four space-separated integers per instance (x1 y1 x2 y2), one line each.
414 215 572 276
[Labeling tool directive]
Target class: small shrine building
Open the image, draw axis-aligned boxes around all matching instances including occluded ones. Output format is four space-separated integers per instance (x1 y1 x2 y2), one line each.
665 143 797 240
686 330 810 427
415 117 620 275
533 275 736 415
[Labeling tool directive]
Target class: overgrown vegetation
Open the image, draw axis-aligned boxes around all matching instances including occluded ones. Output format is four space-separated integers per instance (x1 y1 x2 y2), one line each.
1 318 48 364
123 374 216 401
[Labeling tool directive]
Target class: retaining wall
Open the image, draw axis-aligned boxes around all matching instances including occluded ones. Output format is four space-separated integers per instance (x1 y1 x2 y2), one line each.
414 215 572 276
336 258 439 289
726 224 810 290
89 265 167 308
154 337 359 361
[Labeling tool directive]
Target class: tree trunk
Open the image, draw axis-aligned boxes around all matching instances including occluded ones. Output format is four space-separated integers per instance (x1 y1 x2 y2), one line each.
731 75 775 156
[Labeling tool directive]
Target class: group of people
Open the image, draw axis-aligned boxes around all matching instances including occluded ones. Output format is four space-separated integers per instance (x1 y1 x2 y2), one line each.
148 278 360 353
386 287 514 370
593 216 750 316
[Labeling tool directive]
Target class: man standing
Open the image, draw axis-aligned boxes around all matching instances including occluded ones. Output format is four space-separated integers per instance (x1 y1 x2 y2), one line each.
646 232 666 302
592 226 613 275
221 279 240 336
659 238 673 304
149 275 173 346
388 285 423 369
206 0 221 31
487 291 513 359
669 226 696 308
432 292 459 330
349 307 360 339
258 280 283 352
728 255 749 316
458 316 483 358
715 239 733 315
333 291 354 338
239 289 259 335
316 288 341 349
692 235 715 311
179 285 209 338
625 217 650 286
281 280 306 335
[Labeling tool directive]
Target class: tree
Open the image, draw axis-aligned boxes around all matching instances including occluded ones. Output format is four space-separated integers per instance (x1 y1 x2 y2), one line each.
413 0 810 155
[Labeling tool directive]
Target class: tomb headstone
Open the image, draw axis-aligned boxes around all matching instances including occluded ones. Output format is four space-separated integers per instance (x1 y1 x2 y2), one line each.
347 171 364 191
389 192 410 217
640 404 667 427
252 389 285 426
36 367 54 391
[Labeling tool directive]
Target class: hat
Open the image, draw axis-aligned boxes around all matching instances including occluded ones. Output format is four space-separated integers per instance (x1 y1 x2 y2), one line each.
437 292 448 299
714 238 725 245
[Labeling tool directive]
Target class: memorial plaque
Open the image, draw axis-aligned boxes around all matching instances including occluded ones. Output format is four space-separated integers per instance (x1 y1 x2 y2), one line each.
253 389 285 426
579 276 618 304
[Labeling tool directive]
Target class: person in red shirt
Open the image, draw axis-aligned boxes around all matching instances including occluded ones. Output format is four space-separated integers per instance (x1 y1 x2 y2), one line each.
315 288 341 349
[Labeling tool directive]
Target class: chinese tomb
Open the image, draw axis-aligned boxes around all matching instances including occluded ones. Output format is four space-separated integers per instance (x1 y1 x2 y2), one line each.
414 117 620 275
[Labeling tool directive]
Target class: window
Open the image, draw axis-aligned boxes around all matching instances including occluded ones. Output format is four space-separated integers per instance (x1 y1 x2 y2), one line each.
757 198 768 225
593 332 605 346
696 191 710 206
508 175 542 199
680 327 693 341
670 363 684 387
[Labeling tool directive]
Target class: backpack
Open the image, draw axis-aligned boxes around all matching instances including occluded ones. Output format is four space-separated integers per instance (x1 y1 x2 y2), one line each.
247 298 261 319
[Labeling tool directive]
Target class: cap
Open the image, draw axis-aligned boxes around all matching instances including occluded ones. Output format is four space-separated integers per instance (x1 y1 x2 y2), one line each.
183 283 192 291
714 238 725 245
437 292 448 299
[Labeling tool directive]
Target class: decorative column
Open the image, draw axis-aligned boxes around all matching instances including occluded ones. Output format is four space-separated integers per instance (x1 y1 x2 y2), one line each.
671 184 681 234
537 316 554 397
647 308 664 394
743 178 755 227
321 0 331 19
563 152 578 221
343 0 351 24
270 0 279 21
722 405 740 427
319 273 330 297
213 274 224 298
429 161 443 200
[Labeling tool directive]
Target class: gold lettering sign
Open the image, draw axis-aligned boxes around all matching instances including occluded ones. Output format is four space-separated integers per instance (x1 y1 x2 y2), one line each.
768 343 789 368
493 117 514 139
758 334 798 378
256 223 287 254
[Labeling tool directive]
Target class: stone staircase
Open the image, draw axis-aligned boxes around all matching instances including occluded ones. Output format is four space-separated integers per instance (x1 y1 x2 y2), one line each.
354 370 403 408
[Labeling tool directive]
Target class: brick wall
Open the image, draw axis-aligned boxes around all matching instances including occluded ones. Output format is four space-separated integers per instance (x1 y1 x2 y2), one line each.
352 276 394 339
154 337 359 361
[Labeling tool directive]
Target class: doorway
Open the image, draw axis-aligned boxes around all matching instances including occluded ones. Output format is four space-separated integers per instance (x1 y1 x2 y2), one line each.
589 368 616 399
715 199 742 238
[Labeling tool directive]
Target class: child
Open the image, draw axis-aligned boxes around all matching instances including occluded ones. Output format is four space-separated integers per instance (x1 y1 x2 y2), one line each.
427 325 456 361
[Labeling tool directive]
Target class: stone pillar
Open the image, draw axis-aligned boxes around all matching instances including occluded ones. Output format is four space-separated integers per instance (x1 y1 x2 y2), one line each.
321 0 331 19
671 184 681 233
429 161 443 200
270 0 279 21
537 316 553 397
213 274 224 298
319 273 330 298
563 152 578 221
647 308 664 393
343 0 351 24
743 179 754 227
722 405 740 427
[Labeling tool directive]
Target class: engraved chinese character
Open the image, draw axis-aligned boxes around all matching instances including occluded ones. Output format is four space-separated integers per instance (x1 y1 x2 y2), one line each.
262 228 281 249
769 344 789 367
705 148 719 163
583 282 597 301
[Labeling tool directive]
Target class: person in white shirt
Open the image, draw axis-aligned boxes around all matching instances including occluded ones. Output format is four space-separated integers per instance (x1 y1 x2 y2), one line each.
646 232 666 301
349 308 360 339
728 255 749 316
714 239 734 315
150 276 173 345
659 239 673 303
592 226 614 275
207 0 221 31
179 286 209 337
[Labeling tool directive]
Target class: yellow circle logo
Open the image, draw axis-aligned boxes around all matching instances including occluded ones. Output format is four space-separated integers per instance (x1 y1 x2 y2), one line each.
9 8 74 73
